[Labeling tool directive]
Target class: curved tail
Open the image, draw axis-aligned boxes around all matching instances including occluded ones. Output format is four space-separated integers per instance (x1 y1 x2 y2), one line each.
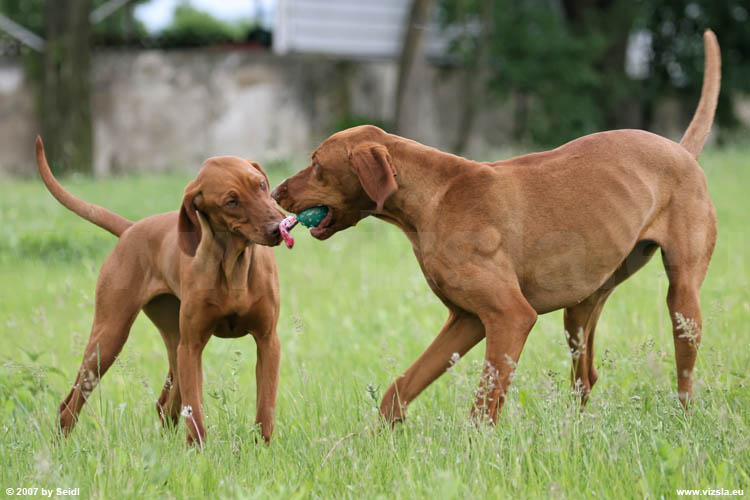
35 136 133 237
680 30 721 159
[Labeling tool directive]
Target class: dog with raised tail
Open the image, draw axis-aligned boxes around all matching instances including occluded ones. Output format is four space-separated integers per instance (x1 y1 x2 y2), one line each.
273 30 721 425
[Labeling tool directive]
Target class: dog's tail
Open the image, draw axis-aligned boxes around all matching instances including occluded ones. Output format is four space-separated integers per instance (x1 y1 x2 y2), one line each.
680 29 721 159
35 136 134 237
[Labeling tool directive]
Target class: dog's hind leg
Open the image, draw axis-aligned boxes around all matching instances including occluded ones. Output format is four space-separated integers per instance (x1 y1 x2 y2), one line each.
661 243 715 407
564 240 661 405
58 250 145 435
657 200 716 408
142 294 182 428
564 289 612 403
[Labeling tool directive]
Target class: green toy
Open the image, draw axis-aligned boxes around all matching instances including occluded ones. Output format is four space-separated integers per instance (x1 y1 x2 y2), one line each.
297 206 329 228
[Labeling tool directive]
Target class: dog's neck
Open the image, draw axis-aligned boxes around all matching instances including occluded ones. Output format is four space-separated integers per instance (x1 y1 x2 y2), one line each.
195 228 254 290
216 232 254 287
377 139 480 234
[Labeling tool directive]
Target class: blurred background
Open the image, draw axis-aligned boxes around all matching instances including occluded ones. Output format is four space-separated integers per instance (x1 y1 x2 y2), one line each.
0 0 748 176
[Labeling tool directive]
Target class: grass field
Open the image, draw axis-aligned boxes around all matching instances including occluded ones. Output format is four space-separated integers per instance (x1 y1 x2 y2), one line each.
0 148 748 499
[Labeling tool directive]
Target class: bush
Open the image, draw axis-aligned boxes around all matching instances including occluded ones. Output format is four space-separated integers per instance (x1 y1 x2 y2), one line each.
160 4 252 46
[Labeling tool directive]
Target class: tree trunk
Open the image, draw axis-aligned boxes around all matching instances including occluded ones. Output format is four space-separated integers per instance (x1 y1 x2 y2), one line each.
512 89 529 144
453 0 493 155
42 0 93 175
393 0 433 135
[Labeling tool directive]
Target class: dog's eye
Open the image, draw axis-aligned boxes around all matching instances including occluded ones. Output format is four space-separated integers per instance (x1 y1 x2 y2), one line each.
259 181 267 192
225 198 239 208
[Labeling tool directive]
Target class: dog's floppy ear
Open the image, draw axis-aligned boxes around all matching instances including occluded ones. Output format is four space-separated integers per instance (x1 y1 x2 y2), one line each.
178 181 204 256
349 142 398 212
248 159 270 186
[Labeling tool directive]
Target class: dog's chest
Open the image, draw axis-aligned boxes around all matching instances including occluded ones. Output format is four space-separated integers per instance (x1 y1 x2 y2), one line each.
411 244 454 305
213 313 247 338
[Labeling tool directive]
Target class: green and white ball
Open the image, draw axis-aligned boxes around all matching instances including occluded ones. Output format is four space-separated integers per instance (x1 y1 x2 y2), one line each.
297 206 329 228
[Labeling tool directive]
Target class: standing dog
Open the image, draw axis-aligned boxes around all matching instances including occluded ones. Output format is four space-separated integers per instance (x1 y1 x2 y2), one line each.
36 138 285 445
272 31 720 424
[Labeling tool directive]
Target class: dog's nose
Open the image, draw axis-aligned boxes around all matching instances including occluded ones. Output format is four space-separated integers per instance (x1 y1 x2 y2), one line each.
271 181 287 203
265 221 282 243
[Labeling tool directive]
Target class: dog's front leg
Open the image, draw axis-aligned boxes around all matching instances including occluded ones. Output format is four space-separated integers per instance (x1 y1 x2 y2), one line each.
471 289 537 424
177 309 213 447
379 310 485 425
253 330 281 442
255 328 281 443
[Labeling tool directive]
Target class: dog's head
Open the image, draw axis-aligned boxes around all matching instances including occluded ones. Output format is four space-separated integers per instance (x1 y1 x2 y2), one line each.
179 156 286 256
271 125 398 240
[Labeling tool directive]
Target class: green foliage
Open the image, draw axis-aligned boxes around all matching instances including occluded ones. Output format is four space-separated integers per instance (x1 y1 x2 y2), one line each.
491 0 609 145
0 0 148 39
0 1 244 47
634 0 750 130
439 0 612 145
332 114 391 135
91 1 149 43
438 0 750 147
0 0 44 33
1 151 748 497
160 3 252 46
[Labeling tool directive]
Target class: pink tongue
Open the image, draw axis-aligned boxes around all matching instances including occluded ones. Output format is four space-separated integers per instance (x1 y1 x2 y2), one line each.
279 216 298 249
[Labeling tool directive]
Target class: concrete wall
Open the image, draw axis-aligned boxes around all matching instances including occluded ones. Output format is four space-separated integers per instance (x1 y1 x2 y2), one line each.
0 61 39 177
0 48 518 177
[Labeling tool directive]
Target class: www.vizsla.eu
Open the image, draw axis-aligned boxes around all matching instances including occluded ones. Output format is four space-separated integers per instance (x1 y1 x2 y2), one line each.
676 488 744 496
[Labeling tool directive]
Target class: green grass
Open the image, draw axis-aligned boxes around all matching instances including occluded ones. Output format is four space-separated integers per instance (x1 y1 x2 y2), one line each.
1 149 748 499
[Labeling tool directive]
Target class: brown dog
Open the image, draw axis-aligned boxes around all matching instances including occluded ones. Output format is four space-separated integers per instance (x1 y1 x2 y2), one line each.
273 31 721 424
36 138 285 445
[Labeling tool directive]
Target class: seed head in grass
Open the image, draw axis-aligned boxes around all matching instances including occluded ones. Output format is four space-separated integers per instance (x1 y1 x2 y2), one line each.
675 312 701 347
